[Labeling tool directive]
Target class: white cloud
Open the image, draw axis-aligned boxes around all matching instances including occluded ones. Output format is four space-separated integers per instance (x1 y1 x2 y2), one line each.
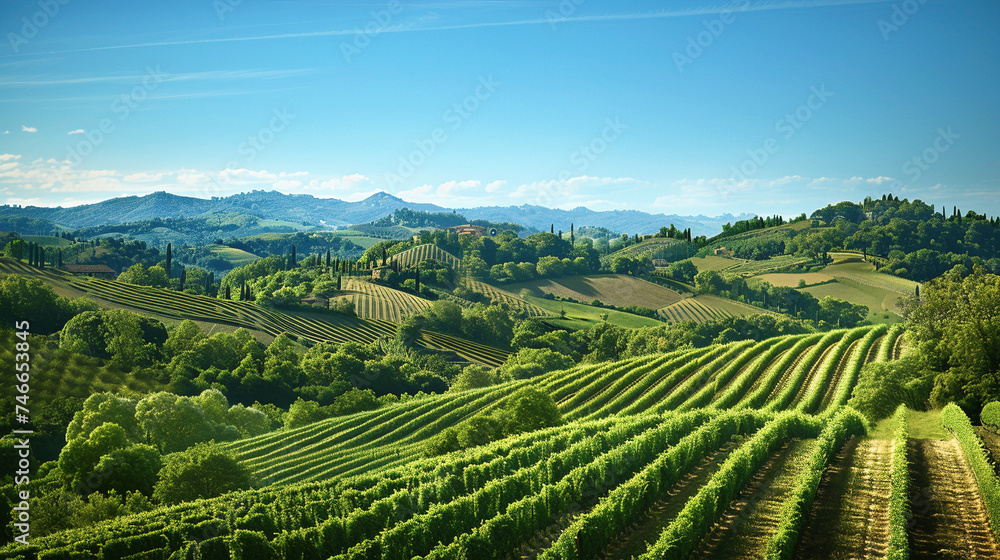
67 129 84 135
0 162 19 172
485 180 507 193
867 176 894 184
21 125 36 133
122 172 164 182
272 180 303 190
510 176 641 207
2 131 8 134
438 180 481 197
218 168 277 183
310 173 372 192
0 154 21 161
176 169 211 186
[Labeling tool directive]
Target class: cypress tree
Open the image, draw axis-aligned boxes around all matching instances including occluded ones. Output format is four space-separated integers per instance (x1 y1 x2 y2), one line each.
39 247 45 269
336 275 342 291
166 243 172 278
415 268 420 292
381 247 387 266
326 250 331 268
570 223 575 246
550 224 554 234
225 284 231 300
179 267 186 291
290 245 296 268
57 248 62 268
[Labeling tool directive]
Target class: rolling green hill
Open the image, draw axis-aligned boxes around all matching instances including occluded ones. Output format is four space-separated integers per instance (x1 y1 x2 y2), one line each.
3 324 919 560
507 274 685 309
0 258 510 368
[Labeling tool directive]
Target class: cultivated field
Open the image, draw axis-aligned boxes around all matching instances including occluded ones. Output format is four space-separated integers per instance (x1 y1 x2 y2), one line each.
21 234 74 247
600 237 691 267
0 258 509 367
389 243 462 270
689 255 745 272
656 294 775 325
508 274 685 309
522 295 663 330
464 279 553 318
20 325 999 560
200 245 260 267
333 277 432 323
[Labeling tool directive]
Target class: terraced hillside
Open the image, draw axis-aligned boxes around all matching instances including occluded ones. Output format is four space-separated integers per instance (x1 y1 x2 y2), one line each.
656 294 776 325
389 243 462 270
7 325 946 560
0 258 509 367
600 237 691 267
227 325 896 485
464 279 553 318
508 274 684 309
333 277 433 322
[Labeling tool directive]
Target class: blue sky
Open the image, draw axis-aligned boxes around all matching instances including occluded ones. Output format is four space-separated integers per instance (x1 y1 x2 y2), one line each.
1 0 997 218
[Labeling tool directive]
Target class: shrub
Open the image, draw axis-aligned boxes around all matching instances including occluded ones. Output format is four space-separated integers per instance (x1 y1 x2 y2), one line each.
983 402 1000 432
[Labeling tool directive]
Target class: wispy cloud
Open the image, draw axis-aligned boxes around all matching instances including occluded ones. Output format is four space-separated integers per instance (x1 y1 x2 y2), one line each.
0 68 321 87
5 0 892 57
21 125 37 132
67 129 84 135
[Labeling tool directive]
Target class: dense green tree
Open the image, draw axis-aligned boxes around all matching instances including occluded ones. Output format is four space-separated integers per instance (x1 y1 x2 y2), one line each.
135 392 238 454
117 263 151 285
58 422 131 491
90 444 162 497
906 265 1000 410
153 443 254 504
0 274 86 334
66 393 139 443
450 364 497 391
283 398 332 429
848 355 933 421
498 347 574 380
502 387 562 435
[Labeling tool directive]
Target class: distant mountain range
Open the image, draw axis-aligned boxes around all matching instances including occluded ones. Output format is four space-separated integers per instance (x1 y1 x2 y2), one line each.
0 190 753 237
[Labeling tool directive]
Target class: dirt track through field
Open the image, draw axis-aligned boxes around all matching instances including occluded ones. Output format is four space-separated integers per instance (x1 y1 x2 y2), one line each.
598 442 738 560
794 438 892 560
694 439 816 560
909 438 1000 560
